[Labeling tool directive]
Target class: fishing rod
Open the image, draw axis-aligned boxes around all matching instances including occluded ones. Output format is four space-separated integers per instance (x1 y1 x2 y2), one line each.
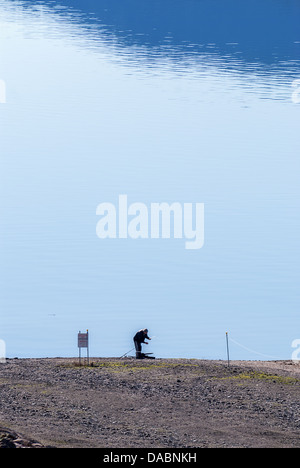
119 348 135 359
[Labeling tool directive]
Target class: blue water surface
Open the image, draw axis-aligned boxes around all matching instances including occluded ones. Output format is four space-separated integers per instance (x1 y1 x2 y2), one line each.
0 0 299 360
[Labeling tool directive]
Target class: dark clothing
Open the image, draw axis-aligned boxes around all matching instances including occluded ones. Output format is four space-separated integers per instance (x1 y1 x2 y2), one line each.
133 330 150 344
134 339 142 358
133 330 150 359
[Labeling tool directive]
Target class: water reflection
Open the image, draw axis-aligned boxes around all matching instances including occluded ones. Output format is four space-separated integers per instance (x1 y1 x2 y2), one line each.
4 0 300 96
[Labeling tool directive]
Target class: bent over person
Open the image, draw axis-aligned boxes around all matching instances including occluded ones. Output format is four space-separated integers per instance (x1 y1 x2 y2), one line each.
133 328 151 359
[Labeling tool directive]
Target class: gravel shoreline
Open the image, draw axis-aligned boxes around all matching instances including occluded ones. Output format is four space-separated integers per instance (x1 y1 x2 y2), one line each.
1 358 300 448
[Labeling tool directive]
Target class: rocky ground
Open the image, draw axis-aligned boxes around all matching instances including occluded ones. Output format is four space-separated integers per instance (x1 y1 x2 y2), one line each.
0 357 300 448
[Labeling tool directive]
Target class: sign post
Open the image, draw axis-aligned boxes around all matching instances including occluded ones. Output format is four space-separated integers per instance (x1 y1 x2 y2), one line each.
78 330 89 366
226 332 230 367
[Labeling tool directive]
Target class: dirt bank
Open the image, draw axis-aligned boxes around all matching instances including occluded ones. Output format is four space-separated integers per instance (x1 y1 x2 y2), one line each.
1 358 300 448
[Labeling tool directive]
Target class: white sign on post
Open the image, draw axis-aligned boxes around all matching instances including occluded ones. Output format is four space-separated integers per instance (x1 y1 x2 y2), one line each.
78 332 88 348
78 330 89 365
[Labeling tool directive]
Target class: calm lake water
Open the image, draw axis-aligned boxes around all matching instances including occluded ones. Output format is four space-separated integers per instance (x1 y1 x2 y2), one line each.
0 0 299 360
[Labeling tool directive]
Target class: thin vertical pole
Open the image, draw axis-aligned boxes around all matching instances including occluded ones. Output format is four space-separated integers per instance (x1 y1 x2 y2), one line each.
78 330 81 366
87 329 89 366
226 332 230 367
